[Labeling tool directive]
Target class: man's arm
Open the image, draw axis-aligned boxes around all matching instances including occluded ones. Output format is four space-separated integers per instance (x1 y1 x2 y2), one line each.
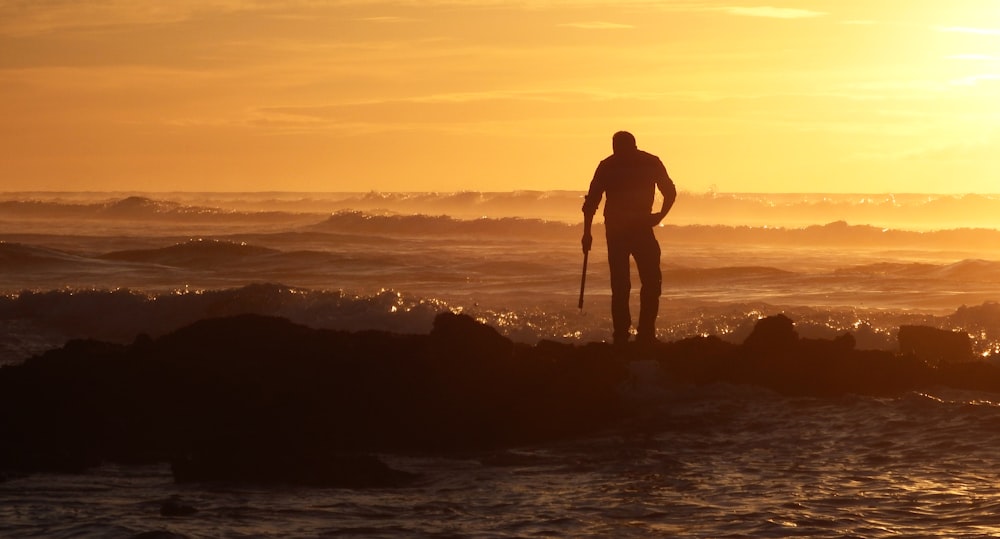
581 168 604 253
649 160 677 227
582 210 595 253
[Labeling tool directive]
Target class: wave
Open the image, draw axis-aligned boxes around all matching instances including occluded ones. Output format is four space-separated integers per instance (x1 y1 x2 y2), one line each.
671 221 1000 249
255 191 1000 230
6 191 1000 230
0 196 211 219
0 242 97 269
306 213 1000 252
836 260 1000 282
664 265 796 283
320 190 585 222
100 239 280 268
0 196 311 224
310 210 577 238
310 214 1000 252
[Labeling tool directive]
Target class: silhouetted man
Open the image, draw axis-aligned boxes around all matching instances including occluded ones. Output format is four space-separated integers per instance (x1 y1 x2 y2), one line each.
582 131 676 346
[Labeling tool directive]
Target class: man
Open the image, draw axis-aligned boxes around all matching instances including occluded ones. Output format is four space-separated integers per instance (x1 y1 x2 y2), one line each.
581 131 676 346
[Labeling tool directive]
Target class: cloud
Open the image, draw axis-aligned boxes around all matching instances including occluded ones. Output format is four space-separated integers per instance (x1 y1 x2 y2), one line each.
937 26 1000 36
557 21 634 29
720 6 825 19
356 16 419 23
0 0 271 36
947 54 997 61
949 74 1000 86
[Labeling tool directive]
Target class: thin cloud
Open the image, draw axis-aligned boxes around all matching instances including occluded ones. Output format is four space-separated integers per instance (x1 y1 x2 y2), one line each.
721 6 825 19
937 26 1000 36
950 74 1000 86
261 90 610 115
0 0 282 36
947 54 996 61
356 16 419 23
557 21 634 29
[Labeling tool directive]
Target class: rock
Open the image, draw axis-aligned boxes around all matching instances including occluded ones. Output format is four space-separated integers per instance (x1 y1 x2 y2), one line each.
159 496 198 517
430 311 513 361
3 312 1000 481
743 314 798 351
898 325 974 363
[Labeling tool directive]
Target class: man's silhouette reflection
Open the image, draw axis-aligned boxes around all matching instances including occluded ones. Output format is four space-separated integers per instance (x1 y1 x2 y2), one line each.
581 131 676 346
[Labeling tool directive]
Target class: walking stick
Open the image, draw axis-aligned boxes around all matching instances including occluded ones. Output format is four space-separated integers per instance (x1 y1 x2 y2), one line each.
578 249 589 311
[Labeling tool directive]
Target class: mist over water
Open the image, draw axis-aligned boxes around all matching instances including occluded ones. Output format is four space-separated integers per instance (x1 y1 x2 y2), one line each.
5 191 1000 537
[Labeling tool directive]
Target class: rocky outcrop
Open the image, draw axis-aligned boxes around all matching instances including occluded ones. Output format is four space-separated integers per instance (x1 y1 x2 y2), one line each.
1 312 997 482
898 325 974 364
0 313 626 483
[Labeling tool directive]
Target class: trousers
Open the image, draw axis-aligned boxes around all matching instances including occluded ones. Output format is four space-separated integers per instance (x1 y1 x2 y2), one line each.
606 224 661 342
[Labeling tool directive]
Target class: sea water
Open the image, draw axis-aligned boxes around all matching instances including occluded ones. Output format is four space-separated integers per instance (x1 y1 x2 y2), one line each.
5 388 1000 537
4 191 1000 537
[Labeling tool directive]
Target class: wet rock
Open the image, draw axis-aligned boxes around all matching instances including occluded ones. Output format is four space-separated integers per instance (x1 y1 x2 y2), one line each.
898 325 973 363
743 314 798 352
159 496 198 517
2 312 999 480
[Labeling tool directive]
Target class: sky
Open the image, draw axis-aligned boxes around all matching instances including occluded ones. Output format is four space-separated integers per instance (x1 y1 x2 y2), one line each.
0 0 998 193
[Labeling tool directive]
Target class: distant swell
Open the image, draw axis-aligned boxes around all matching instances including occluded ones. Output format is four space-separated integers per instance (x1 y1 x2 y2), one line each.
0 196 304 223
5 192 1000 230
836 259 1000 282
100 239 279 267
312 210 578 238
0 242 97 269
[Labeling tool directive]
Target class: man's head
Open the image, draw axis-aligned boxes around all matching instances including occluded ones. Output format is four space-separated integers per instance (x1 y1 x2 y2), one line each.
612 131 637 154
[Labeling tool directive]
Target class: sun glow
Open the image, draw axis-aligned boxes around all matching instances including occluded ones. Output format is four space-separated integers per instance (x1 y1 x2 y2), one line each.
0 1 999 193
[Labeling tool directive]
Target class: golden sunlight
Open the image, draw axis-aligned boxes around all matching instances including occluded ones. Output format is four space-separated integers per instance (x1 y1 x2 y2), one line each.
0 1 998 193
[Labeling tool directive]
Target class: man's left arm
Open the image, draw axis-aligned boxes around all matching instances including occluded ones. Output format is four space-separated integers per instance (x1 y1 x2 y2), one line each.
650 159 677 227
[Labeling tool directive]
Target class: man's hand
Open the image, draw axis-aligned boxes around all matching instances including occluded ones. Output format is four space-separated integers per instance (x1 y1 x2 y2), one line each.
648 211 667 227
581 232 593 253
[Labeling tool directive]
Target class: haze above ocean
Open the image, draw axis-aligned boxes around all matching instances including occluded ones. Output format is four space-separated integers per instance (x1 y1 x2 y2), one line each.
4 190 1000 366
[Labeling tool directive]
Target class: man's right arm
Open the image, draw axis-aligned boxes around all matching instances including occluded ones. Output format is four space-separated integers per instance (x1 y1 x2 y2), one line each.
581 167 604 253
582 211 595 253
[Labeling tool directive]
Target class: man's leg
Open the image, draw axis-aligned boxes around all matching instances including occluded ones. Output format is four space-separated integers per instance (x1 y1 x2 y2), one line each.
606 233 632 344
634 228 662 342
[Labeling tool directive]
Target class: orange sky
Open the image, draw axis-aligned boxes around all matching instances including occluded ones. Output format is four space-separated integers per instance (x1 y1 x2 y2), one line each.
1 1 998 193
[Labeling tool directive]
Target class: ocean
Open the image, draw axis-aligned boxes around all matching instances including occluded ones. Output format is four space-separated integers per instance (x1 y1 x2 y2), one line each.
4 190 1000 537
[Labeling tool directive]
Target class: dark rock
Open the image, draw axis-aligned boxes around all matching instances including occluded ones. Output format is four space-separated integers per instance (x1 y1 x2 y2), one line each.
743 314 798 351
898 325 973 363
159 496 198 517
2 312 999 480
430 311 514 361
